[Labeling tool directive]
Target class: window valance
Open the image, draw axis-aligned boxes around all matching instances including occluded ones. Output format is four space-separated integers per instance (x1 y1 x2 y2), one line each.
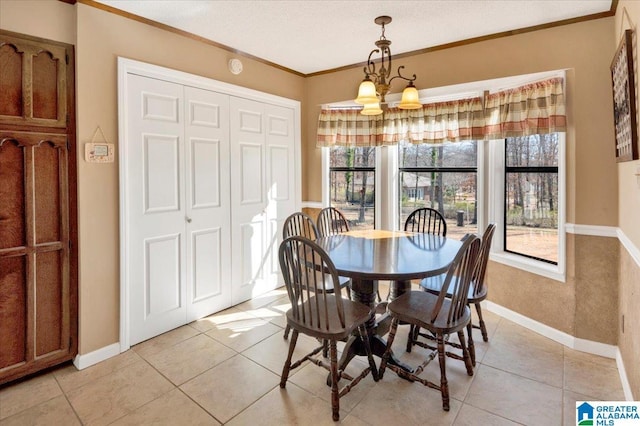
316 77 566 147
484 77 566 139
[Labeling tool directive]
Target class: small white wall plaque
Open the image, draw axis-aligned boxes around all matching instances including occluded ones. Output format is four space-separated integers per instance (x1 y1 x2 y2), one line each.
85 142 114 163
85 126 114 163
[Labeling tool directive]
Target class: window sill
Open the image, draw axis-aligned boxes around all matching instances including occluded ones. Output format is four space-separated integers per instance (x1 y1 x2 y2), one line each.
489 252 565 283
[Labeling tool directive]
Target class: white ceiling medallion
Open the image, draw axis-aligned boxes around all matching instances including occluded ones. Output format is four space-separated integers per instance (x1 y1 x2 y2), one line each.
228 58 243 75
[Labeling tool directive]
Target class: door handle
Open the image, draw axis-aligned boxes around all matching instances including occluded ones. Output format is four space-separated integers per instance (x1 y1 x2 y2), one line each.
186 216 192 223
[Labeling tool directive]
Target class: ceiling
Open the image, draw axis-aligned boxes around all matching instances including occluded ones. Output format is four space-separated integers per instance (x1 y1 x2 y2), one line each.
95 0 614 75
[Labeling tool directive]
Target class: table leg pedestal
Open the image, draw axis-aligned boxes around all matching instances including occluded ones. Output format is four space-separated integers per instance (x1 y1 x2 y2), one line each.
337 279 412 374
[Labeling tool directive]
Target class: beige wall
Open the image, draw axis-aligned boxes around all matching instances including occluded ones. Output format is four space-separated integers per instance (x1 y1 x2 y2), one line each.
0 0 76 45
615 0 640 400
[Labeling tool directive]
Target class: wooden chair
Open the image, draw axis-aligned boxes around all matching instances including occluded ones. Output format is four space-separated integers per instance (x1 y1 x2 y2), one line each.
281 212 351 340
417 224 496 365
316 207 350 237
379 235 480 411
278 236 378 421
283 212 319 240
404 207 447 236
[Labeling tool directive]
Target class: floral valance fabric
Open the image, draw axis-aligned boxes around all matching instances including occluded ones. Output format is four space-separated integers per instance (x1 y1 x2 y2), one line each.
316 77 566 147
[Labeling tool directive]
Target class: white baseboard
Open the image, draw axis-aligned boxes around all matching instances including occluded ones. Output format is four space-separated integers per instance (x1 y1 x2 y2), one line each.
73 342 121 370
485 301 632 400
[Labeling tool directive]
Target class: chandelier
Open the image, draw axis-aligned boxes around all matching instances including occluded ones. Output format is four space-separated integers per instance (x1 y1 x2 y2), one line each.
354 16 422 115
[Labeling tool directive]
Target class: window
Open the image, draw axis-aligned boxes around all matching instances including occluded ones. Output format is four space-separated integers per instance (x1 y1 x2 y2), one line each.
504 134 559 264
328 146 375 230
488 133 565 280
398 140 478 239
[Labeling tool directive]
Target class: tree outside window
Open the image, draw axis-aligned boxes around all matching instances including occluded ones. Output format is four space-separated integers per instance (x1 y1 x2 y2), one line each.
329 146 375 229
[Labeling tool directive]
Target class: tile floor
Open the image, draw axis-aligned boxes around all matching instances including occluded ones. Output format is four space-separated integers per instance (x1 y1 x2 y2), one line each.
0 286 626 425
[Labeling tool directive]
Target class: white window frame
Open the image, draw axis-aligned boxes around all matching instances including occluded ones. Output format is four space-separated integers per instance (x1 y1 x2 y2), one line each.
487 135 566 282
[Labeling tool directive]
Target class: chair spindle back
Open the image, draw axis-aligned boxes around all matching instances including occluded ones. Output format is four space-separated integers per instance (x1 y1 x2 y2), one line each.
404 207 447 236
283 212 318 240
279 236 346 332
317 207 350 237
470 223 496 298
431 235 480 325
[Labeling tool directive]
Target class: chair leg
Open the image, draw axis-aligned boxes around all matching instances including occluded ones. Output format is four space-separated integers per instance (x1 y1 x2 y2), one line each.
359 325 379 381
475 303 489 342
406 325 420 353
405 324 415 353
457 330 474 376
379 317 399 379
322 339 329 358
466 321 476 367
283 324 290 340
329 340 340 421
436 333 450 411
280 330 298 388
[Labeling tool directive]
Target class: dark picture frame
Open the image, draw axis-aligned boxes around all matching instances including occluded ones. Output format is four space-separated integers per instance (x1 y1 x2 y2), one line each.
611 29 639 162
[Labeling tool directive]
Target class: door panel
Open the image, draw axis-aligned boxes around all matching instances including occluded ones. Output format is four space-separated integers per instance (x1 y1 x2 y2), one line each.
145 234 181 316
240 220 265 288
34 142 61 243
35 251 62 356
184 86 230 321
32 51 59 120
264 105 296 287
231 99 296 303
240 143 263 204
231 98 267 304
190 139 220 208
128 75 187 345
0 256 26 368
269 146 290 201
191 228 222 301
0 140 25 248
143 135 181 213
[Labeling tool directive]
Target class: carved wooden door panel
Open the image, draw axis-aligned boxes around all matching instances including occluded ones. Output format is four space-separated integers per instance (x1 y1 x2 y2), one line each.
0 30 77 385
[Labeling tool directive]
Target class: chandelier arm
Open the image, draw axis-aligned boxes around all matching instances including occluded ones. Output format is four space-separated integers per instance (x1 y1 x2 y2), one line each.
388 65 418 84
366 49 379 77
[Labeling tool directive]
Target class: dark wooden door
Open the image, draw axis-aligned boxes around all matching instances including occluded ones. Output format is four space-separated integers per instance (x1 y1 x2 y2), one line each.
0 30 77 385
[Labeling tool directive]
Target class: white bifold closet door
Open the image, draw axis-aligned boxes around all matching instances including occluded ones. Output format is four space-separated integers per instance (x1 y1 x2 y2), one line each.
126 74 231 345
230 97 295 304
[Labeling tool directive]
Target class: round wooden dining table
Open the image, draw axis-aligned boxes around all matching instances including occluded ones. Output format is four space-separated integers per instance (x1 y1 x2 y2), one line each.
315 229 463 371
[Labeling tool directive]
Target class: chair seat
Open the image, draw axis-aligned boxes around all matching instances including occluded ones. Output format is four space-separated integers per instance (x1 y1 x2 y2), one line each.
387 291 471 334
286 295 372 340
420 275 487 303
